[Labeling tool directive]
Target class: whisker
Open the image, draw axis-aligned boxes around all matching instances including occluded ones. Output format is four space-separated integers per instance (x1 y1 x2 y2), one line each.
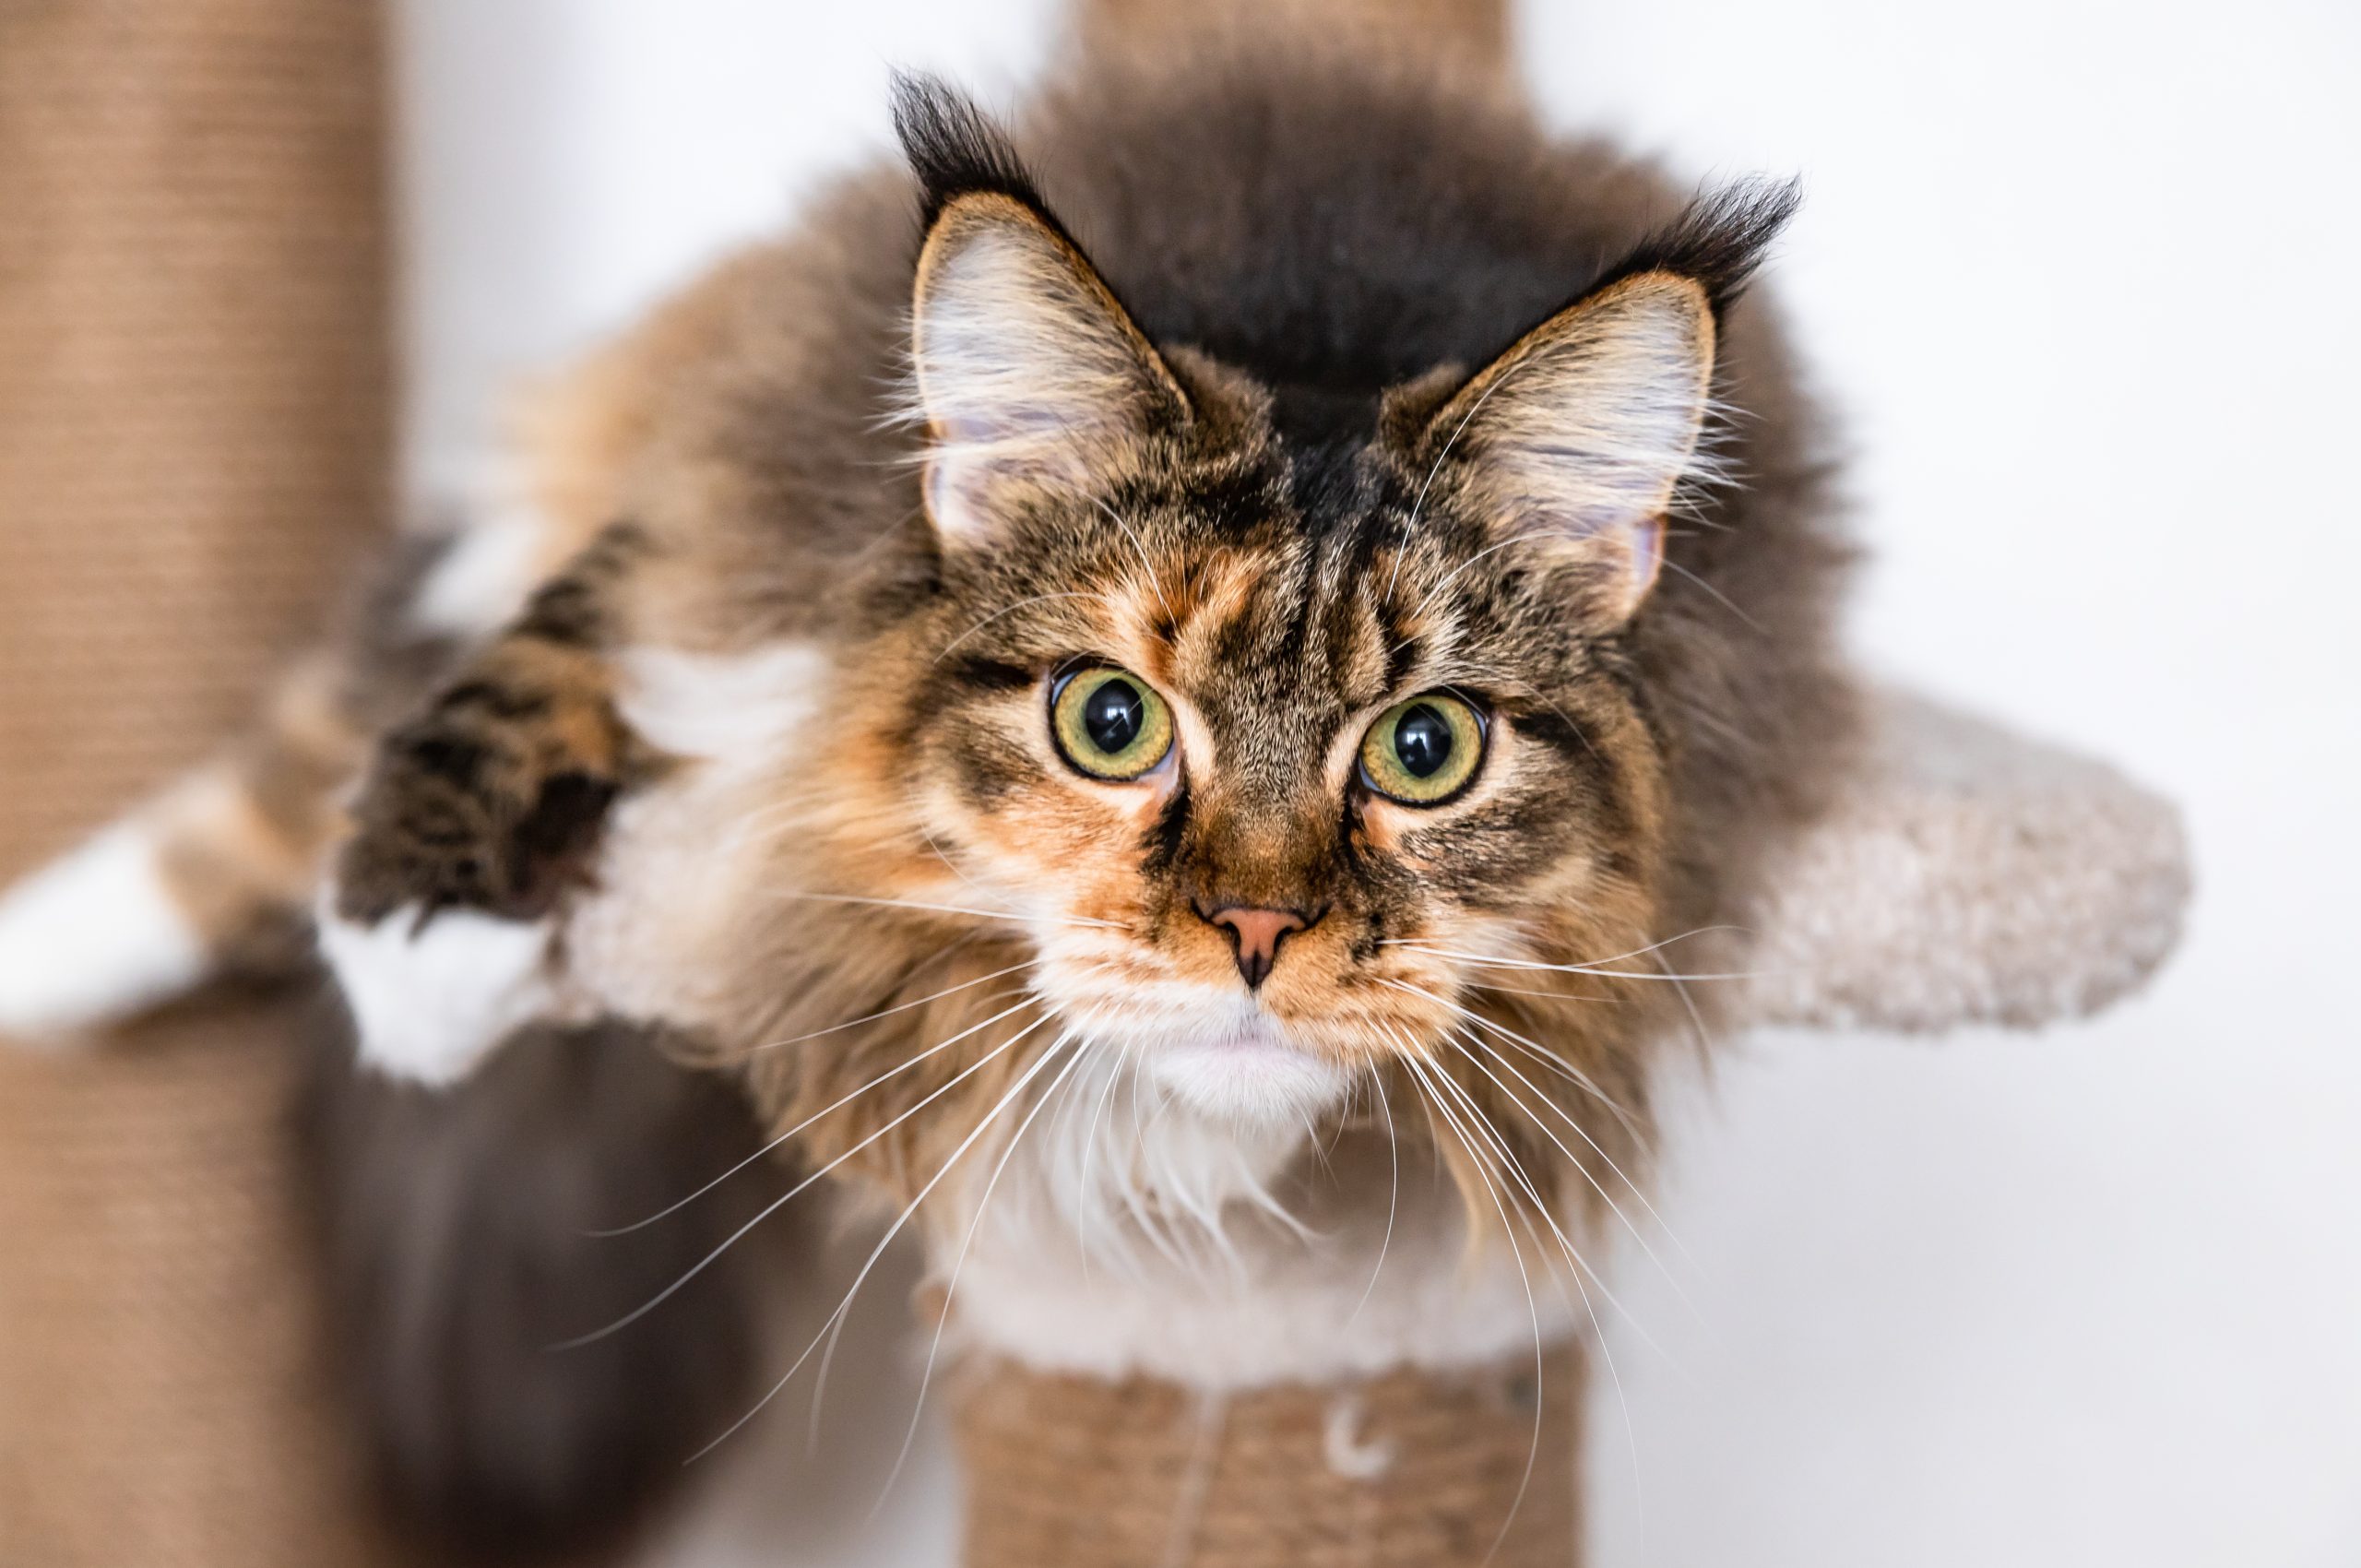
765 889 1122 932
1075 1039 1131 1279
1385 350 1538 602
871 1038 1094 1511
1086 495 1169 604
1419 1046 1657 1353
1377 978 1646 1143
1414 1049 1647 1545
1448 1033 1703 1331
554 1011 1051 1348
1411 529 1561 624
1382 944 1758 983
1382 922 1750 972
933 590 1102 663
589 991 1041 1237
1397 1051 1546 1564
1345 1065 1403 1331
1465 980 1616 1004
1655 945 1715 1068
918 819 1004 909
691 1031 1079 1463
738 959 1036 1057
1384 979 1660 1208
1656 552 1762 633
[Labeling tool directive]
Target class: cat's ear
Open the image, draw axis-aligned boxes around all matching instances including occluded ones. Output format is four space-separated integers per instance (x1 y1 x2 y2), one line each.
1418 182 1797 625
896 77 1186 545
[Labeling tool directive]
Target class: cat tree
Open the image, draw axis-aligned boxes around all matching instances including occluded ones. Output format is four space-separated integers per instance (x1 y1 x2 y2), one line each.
0 1 2187 1564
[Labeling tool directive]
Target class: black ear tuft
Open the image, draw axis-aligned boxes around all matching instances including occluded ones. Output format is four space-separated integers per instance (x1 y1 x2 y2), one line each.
1599 177 1803 317
890 71 1047 228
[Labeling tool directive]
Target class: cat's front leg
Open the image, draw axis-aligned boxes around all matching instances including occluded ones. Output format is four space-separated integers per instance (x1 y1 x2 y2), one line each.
324 528 651 1084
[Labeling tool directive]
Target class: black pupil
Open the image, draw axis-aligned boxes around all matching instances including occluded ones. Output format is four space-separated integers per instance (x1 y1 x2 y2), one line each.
1083 678 1145 754
1394 704 1454 778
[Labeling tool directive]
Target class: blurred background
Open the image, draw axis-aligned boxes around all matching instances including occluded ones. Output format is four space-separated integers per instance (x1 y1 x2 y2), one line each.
0 2 2352 1564
396 4 2361 1561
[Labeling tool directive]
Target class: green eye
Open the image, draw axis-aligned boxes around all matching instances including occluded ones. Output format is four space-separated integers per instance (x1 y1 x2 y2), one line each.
1358 693 1486 805
1051 666 1174 780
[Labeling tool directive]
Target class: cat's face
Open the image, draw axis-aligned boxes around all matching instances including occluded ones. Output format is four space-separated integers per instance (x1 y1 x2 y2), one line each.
844 187 1734 1127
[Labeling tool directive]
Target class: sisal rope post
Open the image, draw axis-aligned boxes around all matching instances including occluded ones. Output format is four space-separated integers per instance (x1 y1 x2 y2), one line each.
955 1348 1584 1568
0 2 402 1561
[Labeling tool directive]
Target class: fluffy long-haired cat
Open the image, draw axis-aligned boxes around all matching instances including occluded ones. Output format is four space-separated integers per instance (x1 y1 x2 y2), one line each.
0 7 1853 1557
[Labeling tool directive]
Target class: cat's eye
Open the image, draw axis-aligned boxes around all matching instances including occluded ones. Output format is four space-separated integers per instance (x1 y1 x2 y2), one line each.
1358 693 1486 805
1050 665 1174 780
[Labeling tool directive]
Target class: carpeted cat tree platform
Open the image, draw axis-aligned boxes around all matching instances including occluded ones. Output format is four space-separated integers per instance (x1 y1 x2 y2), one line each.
0 2 2188 1565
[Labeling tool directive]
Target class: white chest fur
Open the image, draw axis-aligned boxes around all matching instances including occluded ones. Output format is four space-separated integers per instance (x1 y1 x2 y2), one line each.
936 1056 1586 1390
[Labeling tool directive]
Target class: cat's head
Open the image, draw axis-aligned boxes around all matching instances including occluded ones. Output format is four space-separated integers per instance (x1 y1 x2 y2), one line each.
807 80 1805 1138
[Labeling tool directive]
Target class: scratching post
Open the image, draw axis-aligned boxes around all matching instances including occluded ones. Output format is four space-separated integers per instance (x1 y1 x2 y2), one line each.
957 1350 1583 1568
0 2 396 1562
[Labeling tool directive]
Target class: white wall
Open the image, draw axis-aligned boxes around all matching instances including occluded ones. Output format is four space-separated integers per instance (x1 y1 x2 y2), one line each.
394 3 2361 1563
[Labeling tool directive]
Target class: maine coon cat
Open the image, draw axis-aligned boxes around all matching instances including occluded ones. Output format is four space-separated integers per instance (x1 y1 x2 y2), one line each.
0 13 1853 1556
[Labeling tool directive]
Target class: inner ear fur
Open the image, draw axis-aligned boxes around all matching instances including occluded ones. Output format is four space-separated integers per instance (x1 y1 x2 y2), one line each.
911 192 1190 539
1413 269 1718 624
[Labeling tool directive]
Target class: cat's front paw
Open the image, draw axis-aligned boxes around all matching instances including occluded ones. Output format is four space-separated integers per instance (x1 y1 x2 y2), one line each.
324 709 618 1083
335 715 618 927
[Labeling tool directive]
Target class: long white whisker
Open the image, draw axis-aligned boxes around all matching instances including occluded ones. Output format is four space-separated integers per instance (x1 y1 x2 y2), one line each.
1384 924 1745 970
1416 1048 1646 1543
555 1012 1050 1348
1345 1066 1403 1331
765 890 1121 931
740 960 1038 1056
1419 1046 1654 1354
1398 1051 1545 1566
1447 1033 1703 1334
1384 944 1758 982
690 1031 1078 1464
1378 977 1645 1143
1382 978 1675 1248
588 992 1042 1237
872 1039 1093 1512
1075 1037 1132 1279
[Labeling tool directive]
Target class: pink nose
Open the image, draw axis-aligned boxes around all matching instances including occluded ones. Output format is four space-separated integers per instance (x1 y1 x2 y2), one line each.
1203 905 1312 990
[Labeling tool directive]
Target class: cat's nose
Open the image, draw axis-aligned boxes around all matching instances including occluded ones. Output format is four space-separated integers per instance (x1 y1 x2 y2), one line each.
1197 903 1318 990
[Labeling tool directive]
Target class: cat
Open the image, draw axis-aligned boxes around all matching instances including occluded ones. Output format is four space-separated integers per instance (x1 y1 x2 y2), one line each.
0 11 1854 1558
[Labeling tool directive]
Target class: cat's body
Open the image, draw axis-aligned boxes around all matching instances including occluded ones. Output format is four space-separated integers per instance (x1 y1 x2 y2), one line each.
0 14 1853 1559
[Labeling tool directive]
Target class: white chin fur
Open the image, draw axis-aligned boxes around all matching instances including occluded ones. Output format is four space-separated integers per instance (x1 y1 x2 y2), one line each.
0 822 210 1045
1148 1035 1355 1125
316 899 556 1085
